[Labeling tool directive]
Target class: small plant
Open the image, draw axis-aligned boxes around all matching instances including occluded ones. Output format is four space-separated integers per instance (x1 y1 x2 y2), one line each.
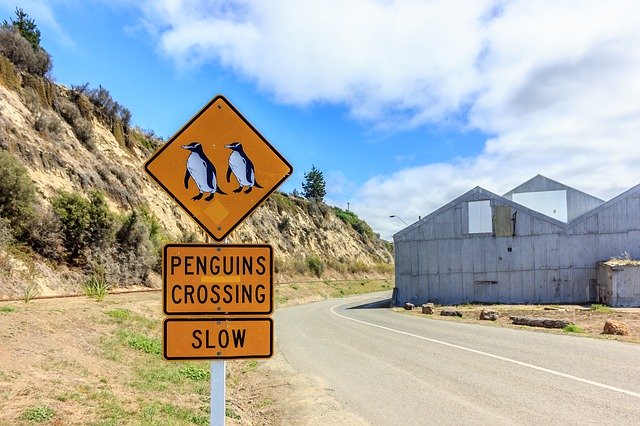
178 365 209 380
117 329 162 356
23 283 38 302
307 255 324 278
106 308 131 320
225 408 241 420
85 268 109 301
21 405 55 422
0 305 15 313
563 324 584 333
590 304 614 313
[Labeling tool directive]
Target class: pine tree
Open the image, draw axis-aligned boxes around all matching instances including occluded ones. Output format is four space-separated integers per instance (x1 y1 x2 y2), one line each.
302 165 326 201
3 8 41 50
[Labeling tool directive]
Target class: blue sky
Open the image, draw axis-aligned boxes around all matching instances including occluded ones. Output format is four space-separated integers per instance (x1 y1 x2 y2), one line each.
4 1 640 239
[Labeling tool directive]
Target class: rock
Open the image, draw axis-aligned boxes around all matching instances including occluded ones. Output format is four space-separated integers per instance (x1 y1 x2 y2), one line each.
479 309 498 321
603 319 629 335
441 309 462 317
509 316 570 329
404 302 415 311
421 303 434 314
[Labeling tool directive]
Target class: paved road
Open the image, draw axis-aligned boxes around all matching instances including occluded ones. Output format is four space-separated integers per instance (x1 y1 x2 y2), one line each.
275 292 640 425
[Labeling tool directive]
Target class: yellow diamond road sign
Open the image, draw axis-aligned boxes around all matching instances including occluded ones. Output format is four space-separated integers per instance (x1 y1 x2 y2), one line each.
145 95 293 241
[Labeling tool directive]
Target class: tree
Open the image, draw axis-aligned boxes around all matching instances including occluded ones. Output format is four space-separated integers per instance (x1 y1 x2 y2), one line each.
302 165 326 201
3 8 41 50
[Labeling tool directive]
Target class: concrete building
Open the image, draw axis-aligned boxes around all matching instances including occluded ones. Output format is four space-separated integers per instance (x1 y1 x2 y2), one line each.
393 175 640 306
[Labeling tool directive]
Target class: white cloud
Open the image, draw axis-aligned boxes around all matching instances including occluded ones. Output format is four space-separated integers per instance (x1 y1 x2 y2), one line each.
137 0 640 239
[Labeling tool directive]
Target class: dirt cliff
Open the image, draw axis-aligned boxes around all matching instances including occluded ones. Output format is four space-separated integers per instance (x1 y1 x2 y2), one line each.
0 57 392 298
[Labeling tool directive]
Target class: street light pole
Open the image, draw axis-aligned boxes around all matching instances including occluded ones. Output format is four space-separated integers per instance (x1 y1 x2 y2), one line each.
390 215 408 226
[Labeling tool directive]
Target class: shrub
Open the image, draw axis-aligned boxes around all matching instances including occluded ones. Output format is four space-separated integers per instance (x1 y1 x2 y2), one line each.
0 219 13 249
72 117 95 150
307 255 324 278
51 190 115 263
332 207 375 239
277 217 290 232
0 27 50 76
25 206 65 261
0 150 36 237
33 110 62 135
112 210 156 285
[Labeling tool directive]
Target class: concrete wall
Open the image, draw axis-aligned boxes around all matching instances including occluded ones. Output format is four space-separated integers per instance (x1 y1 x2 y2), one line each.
394 185 640 306
598 263 640 307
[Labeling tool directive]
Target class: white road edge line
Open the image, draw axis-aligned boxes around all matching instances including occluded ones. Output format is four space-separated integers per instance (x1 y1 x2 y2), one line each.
330 300 640 399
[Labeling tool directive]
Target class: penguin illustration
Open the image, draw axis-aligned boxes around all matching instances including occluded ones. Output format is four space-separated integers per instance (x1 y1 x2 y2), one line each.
225 142 263 194
181 142 226 201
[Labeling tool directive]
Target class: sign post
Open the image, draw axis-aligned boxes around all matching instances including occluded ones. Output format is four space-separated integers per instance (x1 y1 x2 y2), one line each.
145 95 291 425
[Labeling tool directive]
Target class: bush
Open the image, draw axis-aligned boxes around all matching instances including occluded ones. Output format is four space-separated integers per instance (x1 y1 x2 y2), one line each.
25 206 65 261
53 98 95 149
333 207 375 239
0 150 36 237
112 210 156 284
0 27 51 76
51 190 115 263
307 255 324 278
33 110 62 135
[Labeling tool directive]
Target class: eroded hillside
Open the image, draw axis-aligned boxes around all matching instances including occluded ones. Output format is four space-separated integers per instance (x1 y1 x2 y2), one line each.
0 54 392 299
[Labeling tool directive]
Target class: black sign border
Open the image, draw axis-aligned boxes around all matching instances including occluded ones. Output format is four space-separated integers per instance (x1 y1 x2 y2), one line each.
162 243 273 316
163 317 274 360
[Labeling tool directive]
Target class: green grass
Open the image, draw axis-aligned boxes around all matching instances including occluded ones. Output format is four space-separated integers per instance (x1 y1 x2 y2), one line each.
178 365 209 381
106 308 131 321
590 304 614 313
140 402 208 425
563 324 585 333
0 305 15 313
116 329 161 356
21 405 55 423
225 408 241 420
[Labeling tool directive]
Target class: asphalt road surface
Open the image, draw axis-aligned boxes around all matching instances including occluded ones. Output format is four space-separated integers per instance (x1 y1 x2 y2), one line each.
275 292 640 425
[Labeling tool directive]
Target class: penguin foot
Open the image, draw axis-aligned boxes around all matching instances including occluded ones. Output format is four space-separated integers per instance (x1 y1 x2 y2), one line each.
244 187 253 194
204 193 215 201
192 193 203 201
233 187 243 193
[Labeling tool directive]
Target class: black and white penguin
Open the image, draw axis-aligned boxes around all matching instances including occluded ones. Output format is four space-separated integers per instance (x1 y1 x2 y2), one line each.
224 142 263 194
181 142 226 201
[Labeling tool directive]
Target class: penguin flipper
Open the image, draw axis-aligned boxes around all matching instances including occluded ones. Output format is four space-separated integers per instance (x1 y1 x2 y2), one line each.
226 165 233 183
245 158 255 184
184 169 190 189
206 164 216 190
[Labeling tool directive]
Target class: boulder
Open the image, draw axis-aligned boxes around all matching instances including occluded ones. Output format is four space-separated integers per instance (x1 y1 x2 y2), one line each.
403 302 415 311
421 303 434 314
441 309 462 317
603 319 629 336
509 316 570 329
479 309 498 321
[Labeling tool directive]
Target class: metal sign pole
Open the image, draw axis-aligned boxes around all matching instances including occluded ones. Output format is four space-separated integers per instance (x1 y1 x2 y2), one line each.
211 360 225 426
